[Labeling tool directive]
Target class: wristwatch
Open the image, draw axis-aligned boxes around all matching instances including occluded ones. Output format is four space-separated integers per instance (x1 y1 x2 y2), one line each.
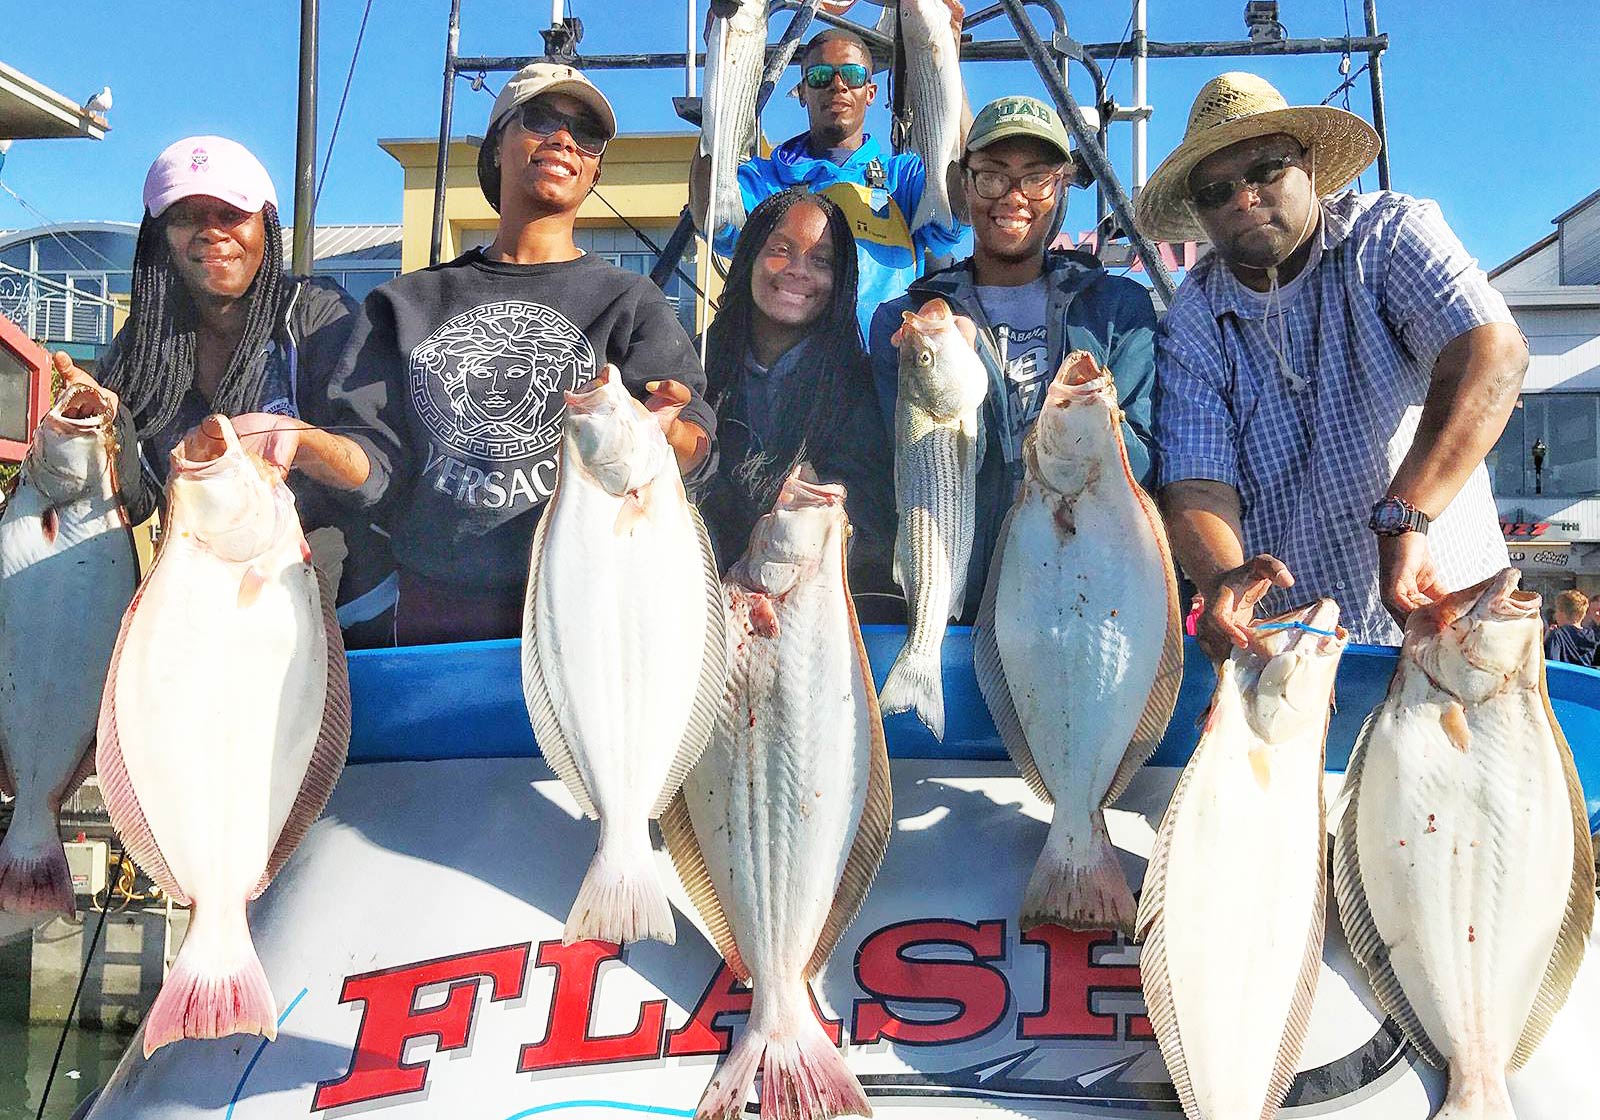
1369 496 1430 537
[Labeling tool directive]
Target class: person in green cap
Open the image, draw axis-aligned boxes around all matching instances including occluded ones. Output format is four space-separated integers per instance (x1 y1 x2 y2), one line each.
866 94 1157 618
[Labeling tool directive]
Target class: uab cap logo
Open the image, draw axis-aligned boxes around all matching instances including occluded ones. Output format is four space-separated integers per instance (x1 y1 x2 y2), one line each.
995 98 1053 125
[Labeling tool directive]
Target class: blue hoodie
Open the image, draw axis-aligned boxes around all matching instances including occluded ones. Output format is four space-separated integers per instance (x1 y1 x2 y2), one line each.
715 132 966 339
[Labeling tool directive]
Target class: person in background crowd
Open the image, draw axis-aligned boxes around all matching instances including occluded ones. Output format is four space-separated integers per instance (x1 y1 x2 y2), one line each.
1546 589 1598 666
54 135 394 646
869 95 1157 618
1582 595 1600 637
1141 72 1526 655
313 63 715 645
699 187 895 603
690 18 970 339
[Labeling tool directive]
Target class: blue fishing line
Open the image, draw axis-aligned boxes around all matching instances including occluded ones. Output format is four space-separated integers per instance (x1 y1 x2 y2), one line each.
1254 620 1339 638
225 986 309 1117
501 1104 696 1119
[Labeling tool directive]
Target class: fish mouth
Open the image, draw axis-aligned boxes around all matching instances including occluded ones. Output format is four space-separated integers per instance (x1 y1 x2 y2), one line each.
44 384 113 432
1472 567 1538 621
1251 597 1346 654
169 415 245 475
775 466 845 511
563 366 620 415
1044 351 1113 406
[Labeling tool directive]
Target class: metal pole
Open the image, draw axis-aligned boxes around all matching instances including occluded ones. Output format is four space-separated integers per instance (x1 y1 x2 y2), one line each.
431 0 462 267
292 0 318 275
1132 0 1148 193
686 0 698 98
997 0 1175 303
1364 0 1391 189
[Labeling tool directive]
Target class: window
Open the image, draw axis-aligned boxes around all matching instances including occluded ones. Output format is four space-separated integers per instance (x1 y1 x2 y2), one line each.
1489 393 1600 497
314 268 399 303
0 346 28 445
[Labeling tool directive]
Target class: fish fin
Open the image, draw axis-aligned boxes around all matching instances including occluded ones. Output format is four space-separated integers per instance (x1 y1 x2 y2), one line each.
236 565 267 609
1440 701 1472 752
649 503 728 819
41 506 58 544
520 505 598 819
1104 483 1185 807
878 647 944 741
1513 671 1597 1068
972 509 1053 805
95 582 190 907
808 572 892 978
1021 810 1135 935
253 566 352 899
696 1010 869 1120
1331 706 1447 1070
0 836 75 916
1432 1075 1516 1120
141 905 276 1057
1263 775 1329 1120
61 738 98 806
0 731 15 801
660 791 748 980
563 831 676 946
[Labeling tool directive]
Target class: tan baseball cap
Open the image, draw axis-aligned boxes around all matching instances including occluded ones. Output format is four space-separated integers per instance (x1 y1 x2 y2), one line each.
478 62 618 210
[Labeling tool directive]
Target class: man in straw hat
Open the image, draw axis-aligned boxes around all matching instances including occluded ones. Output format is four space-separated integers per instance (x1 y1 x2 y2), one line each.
1137 71 1526 652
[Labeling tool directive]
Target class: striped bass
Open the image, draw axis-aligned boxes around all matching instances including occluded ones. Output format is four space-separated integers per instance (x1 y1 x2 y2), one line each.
664 468 890 1120
900 0 964 232
1138 599 1346 1120
1335 569 1595 1120
0 387 137 915
974 351 1180 932
523 366 726 947
97 415 350 1056
880 297 985 740
701 0 767 239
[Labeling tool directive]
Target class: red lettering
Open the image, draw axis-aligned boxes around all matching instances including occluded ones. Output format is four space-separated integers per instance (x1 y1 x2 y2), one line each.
666 963 844 1057
852 919 1009 1046
1019 926 1152 1041
312 943 529 1111
518 939 666 1071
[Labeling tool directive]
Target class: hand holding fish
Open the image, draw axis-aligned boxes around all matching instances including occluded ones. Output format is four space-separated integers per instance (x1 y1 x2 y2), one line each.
944 0 966 41
1197 553 1294 661
52 351 119 415
645 379 711 474
1377 530 1446 627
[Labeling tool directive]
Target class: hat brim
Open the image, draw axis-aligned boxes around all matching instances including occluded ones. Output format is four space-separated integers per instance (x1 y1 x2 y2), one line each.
1135 105 1379 243
489 78 618 143
965 123 1071 163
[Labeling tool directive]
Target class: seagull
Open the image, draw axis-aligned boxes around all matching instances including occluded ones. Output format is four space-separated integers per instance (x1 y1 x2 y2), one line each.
85 87 112 114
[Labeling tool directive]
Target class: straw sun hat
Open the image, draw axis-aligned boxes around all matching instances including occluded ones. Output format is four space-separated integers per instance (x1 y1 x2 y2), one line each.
1136 71 1380 243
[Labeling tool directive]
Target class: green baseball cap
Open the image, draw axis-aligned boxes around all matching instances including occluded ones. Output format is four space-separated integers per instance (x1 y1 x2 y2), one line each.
965 95 1072 162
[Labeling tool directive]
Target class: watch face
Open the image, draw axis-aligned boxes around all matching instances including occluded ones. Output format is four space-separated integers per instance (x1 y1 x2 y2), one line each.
1372 502 1405 533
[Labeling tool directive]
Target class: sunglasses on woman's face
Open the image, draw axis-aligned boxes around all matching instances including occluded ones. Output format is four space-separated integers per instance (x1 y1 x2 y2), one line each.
515 100 608 157
1189 153 1302 211
803 63 871 90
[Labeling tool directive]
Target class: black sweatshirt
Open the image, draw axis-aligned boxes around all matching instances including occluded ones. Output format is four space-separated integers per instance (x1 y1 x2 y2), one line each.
324 249 717 592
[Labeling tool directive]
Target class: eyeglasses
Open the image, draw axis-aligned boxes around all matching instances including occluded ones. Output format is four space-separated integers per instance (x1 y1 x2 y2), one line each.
515 100 609 157
1189 153 1301 211
965 166 1064 201
803 63 871 90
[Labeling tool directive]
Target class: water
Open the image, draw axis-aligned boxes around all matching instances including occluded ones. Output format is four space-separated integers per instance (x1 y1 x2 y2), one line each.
0 1023 132 1119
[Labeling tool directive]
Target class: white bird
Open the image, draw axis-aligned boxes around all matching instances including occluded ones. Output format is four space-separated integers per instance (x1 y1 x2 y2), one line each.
85 87 112 114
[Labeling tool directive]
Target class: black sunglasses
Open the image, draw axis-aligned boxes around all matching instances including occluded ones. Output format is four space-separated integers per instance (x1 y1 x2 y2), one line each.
515 100 609 157
1189 153 1301 211
803 63 871 90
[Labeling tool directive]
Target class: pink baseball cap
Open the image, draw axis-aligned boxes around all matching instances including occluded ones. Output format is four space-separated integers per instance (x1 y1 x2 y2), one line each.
142 136 278 219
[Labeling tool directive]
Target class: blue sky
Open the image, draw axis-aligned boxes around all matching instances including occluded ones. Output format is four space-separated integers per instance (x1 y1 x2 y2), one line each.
3 0 1597 272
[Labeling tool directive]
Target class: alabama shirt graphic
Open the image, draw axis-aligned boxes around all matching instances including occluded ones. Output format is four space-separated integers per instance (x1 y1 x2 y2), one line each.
408 301 596 462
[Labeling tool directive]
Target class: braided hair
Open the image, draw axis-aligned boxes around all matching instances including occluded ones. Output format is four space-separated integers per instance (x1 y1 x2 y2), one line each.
104 203 288 440
704 187 866 509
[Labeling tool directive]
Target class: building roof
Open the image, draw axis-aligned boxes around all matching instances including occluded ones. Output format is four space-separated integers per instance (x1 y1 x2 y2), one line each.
0 61 107 141
282 223 402 262
1553 187 1600 227
1490 230 1558 280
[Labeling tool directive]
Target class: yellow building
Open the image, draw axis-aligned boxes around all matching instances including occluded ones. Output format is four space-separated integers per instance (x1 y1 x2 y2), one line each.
380 132 720 333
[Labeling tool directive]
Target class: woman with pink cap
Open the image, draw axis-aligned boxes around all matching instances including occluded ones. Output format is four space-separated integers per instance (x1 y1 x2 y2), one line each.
57 135 394 643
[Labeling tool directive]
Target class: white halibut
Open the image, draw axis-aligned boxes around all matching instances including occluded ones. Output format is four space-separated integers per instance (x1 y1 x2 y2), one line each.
0 387 137 915
98 415 350 1056
522 365 726 947
664 469 890 1120
1335 569 1595 1120
1138 599 1346 1120
974 351 1180 934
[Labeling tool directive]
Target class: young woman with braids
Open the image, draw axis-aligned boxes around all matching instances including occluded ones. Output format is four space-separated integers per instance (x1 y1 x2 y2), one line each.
55 136 394 643
699 186 897 610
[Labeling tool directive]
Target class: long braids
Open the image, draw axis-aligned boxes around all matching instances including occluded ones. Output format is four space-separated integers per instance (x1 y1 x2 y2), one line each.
106 203 288 440
705 187 866 507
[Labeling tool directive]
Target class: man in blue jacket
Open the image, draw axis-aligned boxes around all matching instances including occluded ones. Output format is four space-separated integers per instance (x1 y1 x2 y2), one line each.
691 19 969 339
869 95 1158 618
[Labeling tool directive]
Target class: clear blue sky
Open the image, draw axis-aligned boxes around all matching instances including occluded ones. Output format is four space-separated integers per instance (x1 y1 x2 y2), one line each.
3 0 1597 272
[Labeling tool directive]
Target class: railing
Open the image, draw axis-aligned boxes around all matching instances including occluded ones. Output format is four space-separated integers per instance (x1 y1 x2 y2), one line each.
0 262 120 348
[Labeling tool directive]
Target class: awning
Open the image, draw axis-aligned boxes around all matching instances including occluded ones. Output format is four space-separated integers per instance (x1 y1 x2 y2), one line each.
0 61 107 141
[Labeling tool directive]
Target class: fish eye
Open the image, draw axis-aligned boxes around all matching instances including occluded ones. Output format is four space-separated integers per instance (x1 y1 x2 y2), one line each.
916 350 933 366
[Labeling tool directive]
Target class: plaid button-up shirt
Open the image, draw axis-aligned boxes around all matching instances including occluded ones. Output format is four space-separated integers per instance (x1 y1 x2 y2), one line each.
1153 191 1513 645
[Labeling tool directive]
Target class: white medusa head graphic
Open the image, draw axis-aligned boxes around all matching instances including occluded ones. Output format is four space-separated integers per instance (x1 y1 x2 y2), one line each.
410 301 596 459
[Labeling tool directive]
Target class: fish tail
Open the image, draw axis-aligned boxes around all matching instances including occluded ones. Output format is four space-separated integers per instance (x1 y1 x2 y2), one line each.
1021 810 1136 936
697 1014 870 1120
0 829 75 917
564 827 676 947
141 901 276 1057
1433 1067 1515 1120
878 648 945 741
